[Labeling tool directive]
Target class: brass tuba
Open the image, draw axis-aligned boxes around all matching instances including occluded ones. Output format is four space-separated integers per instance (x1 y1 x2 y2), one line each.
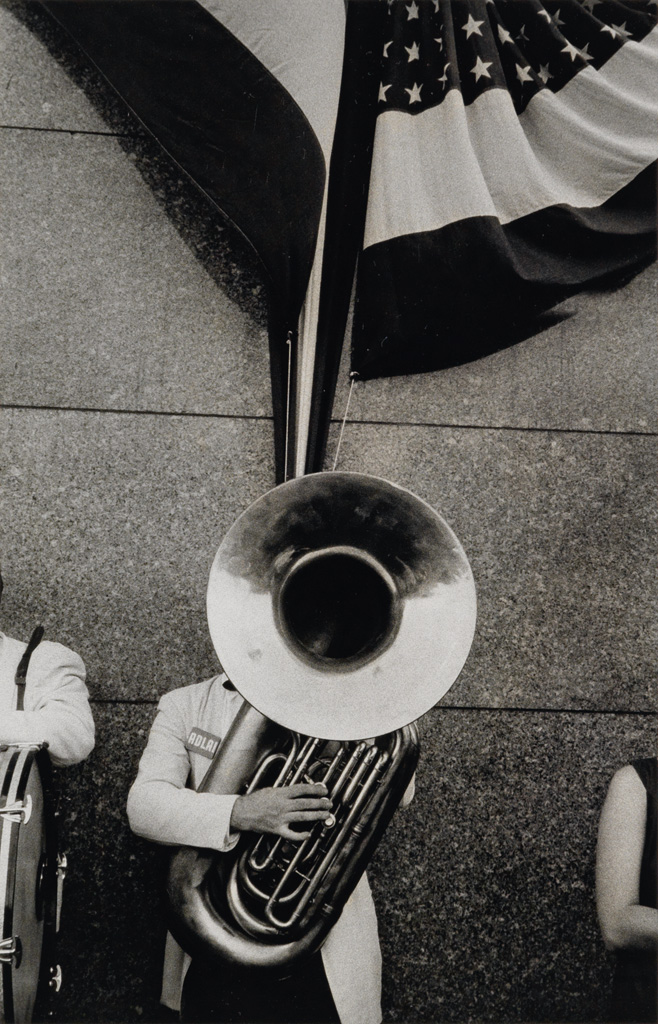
166 472 476 968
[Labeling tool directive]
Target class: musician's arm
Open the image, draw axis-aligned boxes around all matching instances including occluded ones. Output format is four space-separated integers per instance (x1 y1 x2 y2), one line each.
596 764 658 951
127 691 240 853
0 642 95 767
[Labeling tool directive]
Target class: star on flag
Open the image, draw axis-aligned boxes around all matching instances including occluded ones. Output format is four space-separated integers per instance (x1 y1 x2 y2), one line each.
472 56 493 81
405 81 423 103
463 15 484 39
561 39 581 61
406 1 419 21
405 42 420 62
378 82 391 102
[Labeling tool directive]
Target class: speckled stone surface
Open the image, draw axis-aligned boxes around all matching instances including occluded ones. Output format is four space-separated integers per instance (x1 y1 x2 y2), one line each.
0 408 274 699
0 130 270 416
49 703 166 1024
368 708 657 1023
331 264 657 436
1 410 655 711
47 704 655 1024
0 2 108 132
327 422 656 712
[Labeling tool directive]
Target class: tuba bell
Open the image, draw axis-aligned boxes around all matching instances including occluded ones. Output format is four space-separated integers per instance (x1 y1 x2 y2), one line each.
166 472 476 968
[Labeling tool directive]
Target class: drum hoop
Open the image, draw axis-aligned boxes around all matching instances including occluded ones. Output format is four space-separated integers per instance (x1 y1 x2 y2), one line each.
0 745 57 1023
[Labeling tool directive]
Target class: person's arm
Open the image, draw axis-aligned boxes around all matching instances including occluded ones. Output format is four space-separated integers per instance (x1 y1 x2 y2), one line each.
596 764 658 951
0 642 95 767
127 691 332 852
127 691 241 851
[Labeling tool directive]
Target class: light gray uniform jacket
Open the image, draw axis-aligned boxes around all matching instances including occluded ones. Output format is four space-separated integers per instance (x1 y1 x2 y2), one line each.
127 676 384 1024
0 631 95 766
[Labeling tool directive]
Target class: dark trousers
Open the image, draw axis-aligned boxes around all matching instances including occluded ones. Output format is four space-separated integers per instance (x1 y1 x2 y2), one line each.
180 952 340 1024
609 950 658 1023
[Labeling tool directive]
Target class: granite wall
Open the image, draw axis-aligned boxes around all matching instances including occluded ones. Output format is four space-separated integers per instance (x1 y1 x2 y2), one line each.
0 4 656 1022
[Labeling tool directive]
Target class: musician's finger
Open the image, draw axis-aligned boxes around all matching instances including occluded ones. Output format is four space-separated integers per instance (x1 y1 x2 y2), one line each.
278 825 312 841
287 809 334 823
286 783 328 798
286 797 332 811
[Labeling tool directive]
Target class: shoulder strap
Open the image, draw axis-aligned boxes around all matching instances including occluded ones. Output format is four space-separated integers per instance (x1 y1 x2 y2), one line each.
14 625 45 711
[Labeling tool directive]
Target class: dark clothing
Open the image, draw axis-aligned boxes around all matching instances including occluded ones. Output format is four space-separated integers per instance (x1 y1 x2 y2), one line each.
181 952 340 1024
610 758 658 1024
634 759 658 912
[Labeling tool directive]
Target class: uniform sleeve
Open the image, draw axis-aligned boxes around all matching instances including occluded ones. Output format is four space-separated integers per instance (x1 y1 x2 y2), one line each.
126 689 239 853
0 642 95 767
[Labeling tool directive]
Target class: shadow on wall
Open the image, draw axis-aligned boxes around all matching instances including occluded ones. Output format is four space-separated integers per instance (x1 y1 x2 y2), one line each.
8 0 268 330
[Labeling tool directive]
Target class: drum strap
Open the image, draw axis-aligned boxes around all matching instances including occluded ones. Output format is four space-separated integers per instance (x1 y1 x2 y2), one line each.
14 625 45 711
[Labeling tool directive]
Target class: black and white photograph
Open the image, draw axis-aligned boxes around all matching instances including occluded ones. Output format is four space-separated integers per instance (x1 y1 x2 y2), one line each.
0 2 656 1022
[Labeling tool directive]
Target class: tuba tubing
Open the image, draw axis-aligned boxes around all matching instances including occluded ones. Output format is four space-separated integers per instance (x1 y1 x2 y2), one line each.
166 703 419 969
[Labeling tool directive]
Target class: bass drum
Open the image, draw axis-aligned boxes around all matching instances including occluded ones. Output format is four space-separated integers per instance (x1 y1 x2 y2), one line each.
0 744 60 1024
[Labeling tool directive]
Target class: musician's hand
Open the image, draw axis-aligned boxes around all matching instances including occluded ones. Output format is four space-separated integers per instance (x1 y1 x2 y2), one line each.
230 783 332 841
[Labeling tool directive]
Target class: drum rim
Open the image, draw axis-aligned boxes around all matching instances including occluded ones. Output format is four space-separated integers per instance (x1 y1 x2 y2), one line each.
0 745 56 1024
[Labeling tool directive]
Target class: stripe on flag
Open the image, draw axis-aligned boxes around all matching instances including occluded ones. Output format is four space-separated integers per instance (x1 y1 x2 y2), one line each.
346 0 658 381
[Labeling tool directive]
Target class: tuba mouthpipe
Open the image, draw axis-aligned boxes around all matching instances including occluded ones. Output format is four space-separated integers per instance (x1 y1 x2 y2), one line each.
258 747 388 932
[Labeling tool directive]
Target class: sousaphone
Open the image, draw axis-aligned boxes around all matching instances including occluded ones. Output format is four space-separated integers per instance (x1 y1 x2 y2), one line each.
167 472 476 968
